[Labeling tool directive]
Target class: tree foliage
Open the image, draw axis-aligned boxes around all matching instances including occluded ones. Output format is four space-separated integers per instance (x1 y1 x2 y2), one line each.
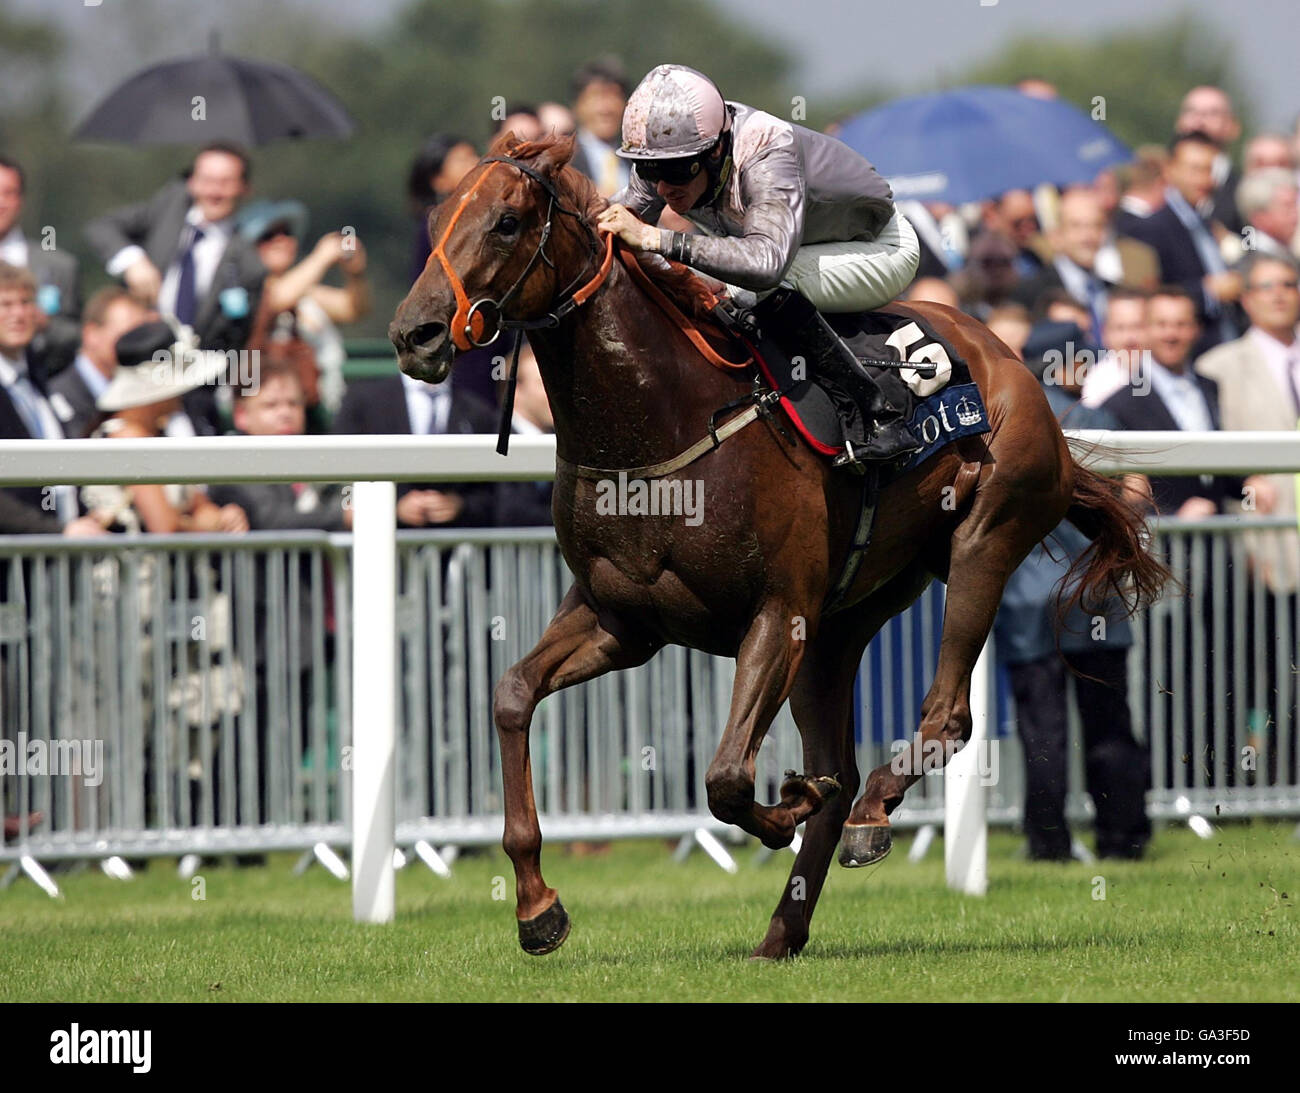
957 12 1252 151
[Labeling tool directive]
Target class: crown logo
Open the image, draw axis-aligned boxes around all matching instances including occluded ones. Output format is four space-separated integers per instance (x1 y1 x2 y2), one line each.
955 394 983 427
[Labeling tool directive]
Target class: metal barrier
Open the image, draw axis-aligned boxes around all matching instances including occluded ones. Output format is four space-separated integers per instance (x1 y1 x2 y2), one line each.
6 515 1299 875
0 532 349 864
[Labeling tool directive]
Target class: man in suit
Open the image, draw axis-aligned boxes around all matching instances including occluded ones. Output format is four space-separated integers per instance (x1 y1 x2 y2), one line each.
0 155 82 377
982 189 1048 279
84 142 265 431
1114 145 1169 235
1175 86 1244 234
333 371 498 529
0 262 104 845
1196 253 1300 786
1014 188 1127 341
1103 286 1256 790
1102 285 1247 516
1123 132 1242 355
566 57 631 198
0 262 105 536
45 286 149 439
1236 169 1299 262
996 321 1151 860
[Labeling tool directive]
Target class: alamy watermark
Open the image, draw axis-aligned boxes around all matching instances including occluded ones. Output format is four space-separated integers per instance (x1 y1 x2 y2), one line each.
0 732 103 787
594 471 704 526
889 734 1000 786
147 347 261 396
1043 345 1154 398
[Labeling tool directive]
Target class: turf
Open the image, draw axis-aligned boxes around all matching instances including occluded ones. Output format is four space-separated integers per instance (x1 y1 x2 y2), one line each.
1 821 1296 1002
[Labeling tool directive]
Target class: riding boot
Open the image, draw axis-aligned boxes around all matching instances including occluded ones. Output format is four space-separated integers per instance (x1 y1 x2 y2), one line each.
750 288 923 467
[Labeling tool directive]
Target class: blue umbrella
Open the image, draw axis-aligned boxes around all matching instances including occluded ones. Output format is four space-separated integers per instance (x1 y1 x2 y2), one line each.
836 86 1131 205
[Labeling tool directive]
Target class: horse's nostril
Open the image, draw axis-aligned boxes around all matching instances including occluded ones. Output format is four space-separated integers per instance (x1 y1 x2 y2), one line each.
409 321 447 351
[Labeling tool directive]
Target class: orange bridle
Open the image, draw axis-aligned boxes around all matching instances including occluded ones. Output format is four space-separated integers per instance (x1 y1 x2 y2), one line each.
430 155 614 350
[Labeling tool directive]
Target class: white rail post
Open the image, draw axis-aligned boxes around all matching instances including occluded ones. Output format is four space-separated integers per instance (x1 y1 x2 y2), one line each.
945 637 991 895
351 481 397 923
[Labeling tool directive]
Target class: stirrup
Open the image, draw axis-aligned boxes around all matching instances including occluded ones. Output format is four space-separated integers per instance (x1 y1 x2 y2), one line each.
832 443 868 474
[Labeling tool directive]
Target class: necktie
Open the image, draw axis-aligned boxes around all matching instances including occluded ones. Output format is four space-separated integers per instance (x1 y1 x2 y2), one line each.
174 224 206 326
427 388 448 435
8 373 47 438
1085 275 1106 344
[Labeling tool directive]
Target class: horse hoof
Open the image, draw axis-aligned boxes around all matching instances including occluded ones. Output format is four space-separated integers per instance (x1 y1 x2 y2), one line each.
780 770 841 806
838 823 892 867
518 897 570 955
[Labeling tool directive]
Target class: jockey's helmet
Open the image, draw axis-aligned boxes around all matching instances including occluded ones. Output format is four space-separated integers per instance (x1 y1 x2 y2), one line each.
617 64 729 165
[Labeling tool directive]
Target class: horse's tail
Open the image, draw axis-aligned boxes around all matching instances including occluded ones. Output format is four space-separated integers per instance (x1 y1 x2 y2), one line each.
1061 448 1170 618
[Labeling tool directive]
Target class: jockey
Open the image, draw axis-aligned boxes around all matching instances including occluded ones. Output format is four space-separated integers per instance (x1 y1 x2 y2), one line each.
596 63 923 466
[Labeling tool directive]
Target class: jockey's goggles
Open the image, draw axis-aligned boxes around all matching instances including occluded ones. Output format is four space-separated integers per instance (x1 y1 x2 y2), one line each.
636 153 710 186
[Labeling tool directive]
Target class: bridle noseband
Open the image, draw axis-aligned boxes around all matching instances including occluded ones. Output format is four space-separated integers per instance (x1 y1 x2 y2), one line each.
433 154 614 352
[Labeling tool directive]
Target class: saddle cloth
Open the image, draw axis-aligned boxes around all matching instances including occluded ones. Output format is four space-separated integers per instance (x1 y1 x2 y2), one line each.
744 307 990 480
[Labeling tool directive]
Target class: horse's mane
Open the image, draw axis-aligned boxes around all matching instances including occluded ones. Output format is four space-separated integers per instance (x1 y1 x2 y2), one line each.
491 132 720 319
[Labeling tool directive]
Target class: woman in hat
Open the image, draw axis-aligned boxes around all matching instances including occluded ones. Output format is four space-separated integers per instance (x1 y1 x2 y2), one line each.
83 320 248 534
238 199 369 422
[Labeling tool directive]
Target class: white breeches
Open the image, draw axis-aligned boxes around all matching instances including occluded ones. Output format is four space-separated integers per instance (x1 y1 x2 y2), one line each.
780 210 921 312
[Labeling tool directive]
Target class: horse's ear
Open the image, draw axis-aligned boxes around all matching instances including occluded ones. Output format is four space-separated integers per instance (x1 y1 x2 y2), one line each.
532 133 577 177
487 130 518 157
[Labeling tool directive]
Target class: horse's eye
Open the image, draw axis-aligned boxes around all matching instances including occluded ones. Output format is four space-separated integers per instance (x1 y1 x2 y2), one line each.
496 214 520 235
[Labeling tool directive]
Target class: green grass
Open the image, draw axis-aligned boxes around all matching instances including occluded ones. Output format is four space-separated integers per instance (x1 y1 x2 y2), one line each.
2 822 1296 1002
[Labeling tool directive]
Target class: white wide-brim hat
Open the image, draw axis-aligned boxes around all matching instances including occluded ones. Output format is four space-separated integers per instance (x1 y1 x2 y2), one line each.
97 320 231 412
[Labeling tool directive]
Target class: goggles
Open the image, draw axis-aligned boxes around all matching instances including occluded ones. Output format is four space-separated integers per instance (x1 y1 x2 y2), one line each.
636 154 708 186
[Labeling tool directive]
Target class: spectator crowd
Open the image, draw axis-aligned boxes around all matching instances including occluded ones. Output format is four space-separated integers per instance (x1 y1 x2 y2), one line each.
4 61 1300 856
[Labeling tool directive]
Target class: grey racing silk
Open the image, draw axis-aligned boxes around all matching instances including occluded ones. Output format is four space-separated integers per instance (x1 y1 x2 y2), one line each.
611 102 895 291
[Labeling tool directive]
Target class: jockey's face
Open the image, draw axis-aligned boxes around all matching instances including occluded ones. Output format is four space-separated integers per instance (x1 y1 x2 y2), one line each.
653 148 719 215
655 170 709 216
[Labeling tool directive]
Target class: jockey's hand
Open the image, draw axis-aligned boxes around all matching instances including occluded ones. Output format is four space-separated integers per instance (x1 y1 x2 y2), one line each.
597 204 658 251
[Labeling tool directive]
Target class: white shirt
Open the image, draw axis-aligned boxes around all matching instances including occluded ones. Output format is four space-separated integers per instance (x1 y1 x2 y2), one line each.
108 207 232 320
1248 325 1300 418
0 350 76 521
511 411 543 435
1094 235 1123 285
163 411 197 438
400 372 451 435
0 226 28 268
1080 350 1132 408
157 208 232 321
72 352 112 401
1147 361 1213 432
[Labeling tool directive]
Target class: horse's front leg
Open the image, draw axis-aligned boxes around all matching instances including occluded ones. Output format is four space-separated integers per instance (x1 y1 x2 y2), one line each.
704 605 831 849
494 584 660 954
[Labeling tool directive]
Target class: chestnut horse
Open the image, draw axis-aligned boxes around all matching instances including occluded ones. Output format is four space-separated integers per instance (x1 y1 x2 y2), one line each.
390 133 1166 960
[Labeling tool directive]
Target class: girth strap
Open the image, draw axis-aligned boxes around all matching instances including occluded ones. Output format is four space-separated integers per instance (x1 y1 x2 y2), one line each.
555 394 774 481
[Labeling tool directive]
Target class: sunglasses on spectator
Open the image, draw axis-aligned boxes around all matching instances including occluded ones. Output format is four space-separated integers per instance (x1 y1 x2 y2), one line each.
637 155 707 186
1248 278 1300 292
258 224 295 243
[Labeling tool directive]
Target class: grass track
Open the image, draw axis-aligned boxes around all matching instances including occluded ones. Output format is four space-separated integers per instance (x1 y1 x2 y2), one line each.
2 822 1296 1002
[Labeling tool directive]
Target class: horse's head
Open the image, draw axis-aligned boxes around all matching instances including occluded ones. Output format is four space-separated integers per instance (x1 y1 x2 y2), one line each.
390 131 605 384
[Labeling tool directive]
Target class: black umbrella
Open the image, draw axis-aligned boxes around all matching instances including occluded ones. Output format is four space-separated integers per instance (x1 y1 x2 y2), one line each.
73 37 355 146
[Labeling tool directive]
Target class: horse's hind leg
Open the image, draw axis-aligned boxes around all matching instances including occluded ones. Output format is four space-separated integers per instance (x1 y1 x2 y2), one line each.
494 584 660 954
842 463 1068 866
754 563 935 959
703 604 828 849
